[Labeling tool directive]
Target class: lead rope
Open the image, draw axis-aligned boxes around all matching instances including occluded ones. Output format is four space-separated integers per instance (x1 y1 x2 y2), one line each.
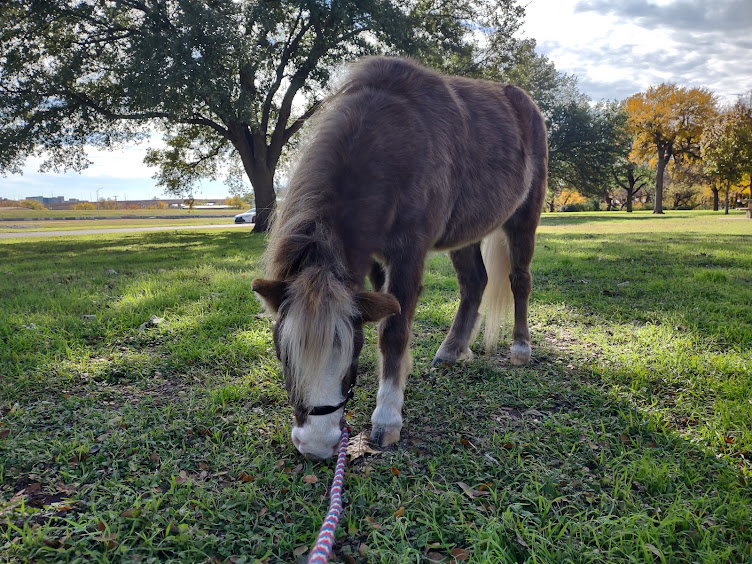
307 419 351 563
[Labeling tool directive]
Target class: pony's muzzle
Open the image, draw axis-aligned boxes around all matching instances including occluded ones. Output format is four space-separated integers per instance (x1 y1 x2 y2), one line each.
291 419 341 459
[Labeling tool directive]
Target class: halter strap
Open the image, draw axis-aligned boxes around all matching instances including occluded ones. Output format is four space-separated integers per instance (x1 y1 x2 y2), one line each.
307 386 354 416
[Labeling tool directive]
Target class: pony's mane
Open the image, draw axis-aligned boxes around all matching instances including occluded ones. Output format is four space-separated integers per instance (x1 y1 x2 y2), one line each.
278 267 355 404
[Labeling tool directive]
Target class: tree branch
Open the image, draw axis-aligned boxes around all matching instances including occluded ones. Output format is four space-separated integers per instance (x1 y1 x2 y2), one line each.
60 89 231 139
260 13 311 134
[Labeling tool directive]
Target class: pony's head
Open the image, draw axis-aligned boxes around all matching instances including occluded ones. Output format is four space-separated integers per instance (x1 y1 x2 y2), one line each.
252 269 399 459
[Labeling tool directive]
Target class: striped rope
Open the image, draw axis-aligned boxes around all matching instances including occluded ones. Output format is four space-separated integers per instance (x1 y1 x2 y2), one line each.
307 421 351 564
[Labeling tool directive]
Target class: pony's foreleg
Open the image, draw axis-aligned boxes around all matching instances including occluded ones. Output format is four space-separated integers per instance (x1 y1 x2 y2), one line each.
432 243 487 366
371 259 423 447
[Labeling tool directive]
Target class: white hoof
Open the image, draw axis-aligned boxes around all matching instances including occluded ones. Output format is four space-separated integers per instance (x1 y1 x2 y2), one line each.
510 342 531 366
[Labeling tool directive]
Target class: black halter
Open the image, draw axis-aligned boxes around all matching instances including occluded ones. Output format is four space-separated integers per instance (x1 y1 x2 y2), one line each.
307 385 354 416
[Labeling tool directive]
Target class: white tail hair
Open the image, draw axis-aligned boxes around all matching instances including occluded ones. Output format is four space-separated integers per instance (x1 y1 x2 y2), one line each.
472 228 514 352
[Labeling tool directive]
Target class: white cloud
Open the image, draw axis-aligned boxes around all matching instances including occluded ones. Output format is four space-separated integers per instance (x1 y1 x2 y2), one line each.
520 0 752 104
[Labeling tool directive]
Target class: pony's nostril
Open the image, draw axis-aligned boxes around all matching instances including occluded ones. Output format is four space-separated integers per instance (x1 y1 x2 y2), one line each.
292 436 304 450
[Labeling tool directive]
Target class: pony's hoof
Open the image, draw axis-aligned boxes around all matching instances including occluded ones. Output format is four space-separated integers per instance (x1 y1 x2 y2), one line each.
431 355 454 367
371 426 401 447
431 347 472 367
510 342 531 366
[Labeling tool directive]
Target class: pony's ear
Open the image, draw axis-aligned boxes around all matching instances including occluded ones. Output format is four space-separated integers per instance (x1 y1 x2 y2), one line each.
355 291 401 323
252 279 288 313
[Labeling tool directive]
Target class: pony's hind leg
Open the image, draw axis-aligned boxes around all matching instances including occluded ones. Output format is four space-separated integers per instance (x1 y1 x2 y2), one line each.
371 255 424 447
502 202 542 365
432 243 487 366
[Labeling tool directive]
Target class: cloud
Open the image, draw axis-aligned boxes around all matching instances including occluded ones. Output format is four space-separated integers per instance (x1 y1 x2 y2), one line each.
530 1 752 103
575 0 752 33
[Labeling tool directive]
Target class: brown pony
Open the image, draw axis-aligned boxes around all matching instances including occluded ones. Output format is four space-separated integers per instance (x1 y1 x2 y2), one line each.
252 57 547 459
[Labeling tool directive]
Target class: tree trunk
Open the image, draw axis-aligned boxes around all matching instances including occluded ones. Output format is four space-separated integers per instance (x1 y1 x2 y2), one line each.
725 181 730 215
626 187 634 212
230 127 277 233
711 185 719 211
248 165 276 232
654 151 667 214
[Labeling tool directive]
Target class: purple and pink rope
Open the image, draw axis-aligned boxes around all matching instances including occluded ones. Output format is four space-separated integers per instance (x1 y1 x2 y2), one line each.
307 421 351 563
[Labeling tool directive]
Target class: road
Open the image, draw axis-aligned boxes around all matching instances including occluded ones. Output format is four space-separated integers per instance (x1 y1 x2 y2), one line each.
0 222 253 239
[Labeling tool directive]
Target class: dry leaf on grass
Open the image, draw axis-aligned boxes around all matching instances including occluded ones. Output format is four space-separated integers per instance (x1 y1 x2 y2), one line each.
302 474 318 484
364 516 381 530
347 431 381 460
457 482 490 499
451 548 470 561
293 545 308 556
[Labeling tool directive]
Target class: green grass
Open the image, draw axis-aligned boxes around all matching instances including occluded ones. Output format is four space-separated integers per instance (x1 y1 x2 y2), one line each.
1 210 751 563
0 208 242 233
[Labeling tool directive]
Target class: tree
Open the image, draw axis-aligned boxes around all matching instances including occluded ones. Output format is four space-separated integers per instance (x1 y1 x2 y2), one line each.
701 99 752 214
625 84 717 214
546 99 627 210
1 1 526 232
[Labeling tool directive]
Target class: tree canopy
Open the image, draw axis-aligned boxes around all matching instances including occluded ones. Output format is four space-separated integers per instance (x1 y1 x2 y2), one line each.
701 99 752 213
625 83 717 214
0 0 529 230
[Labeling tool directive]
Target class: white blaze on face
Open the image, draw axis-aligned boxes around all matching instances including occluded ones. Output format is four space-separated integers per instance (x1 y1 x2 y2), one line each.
290 359 346 459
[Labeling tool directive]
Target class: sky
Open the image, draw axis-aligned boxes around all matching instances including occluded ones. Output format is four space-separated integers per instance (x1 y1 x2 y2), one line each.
2 0 751 203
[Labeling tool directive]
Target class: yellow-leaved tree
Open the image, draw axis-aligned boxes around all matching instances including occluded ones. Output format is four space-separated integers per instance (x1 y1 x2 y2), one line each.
625 84 717 214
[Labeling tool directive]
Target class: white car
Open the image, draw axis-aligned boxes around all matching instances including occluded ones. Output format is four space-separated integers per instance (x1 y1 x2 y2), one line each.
234 209 256 224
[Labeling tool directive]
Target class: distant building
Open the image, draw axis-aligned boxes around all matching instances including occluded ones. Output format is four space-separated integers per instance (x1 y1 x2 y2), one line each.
27 196 65 205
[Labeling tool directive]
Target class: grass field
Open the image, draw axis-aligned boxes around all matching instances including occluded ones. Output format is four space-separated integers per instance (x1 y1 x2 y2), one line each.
0 208 241 233
1 210 751 563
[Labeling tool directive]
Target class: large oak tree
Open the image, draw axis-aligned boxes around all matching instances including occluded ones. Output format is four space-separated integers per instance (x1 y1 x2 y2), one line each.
1 0 525 231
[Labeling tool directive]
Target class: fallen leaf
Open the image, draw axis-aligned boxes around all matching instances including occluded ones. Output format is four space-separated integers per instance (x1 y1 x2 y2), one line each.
97 521 106 532
390 467 400 477
645 544 663 558
0 429 10 439
293 545 308 556
450 548 470 561
302 474 318 485
393 506 405 518
426 552 445 563
94 533 118 549
457 482 490 499
42 538 61 548
238 472 254 483
257 507 268 518
364 516 381 530
175 471 188 484
347 431 381 461
149 452 160 463
459 438 475 449
359 543 369 557
343 554 356 564
291 463 303 474
26 482 42 493
120 508 139 518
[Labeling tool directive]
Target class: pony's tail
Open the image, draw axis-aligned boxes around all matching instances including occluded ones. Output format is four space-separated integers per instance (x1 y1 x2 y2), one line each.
471 228 514 353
